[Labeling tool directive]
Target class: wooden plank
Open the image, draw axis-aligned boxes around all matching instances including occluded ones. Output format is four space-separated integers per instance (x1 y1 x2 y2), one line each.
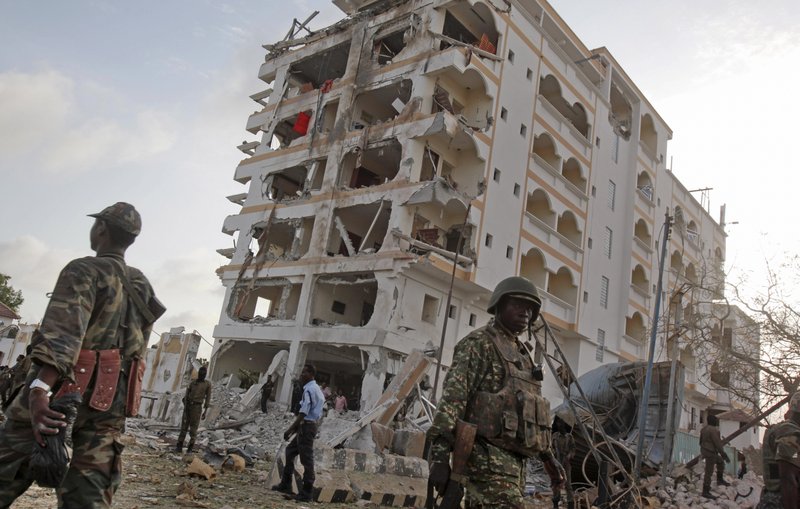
326 398 396 447
375 350 432 426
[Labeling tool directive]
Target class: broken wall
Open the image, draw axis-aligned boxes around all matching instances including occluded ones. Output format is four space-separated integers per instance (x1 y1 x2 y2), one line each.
143 326 201 394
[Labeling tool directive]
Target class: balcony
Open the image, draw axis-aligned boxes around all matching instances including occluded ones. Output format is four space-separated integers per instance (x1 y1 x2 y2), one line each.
629 283 651 312
632 236 653 264
423 45 497 95
638 140 658 167
539 37 596 104
536 95 591 158
523 212 582 263
531 154 589 209
635 187 655 215
622 334 643 359
540 289 576 324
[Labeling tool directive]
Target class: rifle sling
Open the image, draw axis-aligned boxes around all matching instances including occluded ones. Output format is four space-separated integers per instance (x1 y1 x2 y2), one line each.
113 263 155 325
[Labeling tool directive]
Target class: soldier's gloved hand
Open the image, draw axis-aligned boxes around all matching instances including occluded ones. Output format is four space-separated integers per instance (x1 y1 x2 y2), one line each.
29 388 66 447
722 453 730 463
429 461 450 493
542 456 565 490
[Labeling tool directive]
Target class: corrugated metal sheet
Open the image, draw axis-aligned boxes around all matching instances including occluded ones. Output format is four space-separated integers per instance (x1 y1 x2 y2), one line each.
672 430 737 476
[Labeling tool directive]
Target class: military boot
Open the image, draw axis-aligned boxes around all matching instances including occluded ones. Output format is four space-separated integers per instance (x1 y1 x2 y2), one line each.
175 441 184 453
186 441 195 453
295 482 314 502
702 488 716 500
717 471 730 487
271 474 294 495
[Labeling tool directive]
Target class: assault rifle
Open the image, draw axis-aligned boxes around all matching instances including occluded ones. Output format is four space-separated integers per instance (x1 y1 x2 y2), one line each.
426 419 477 509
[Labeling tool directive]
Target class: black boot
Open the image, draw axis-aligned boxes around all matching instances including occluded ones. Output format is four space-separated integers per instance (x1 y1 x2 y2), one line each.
186 441 195 453
702 488 716 500
272 475 294 495
295 482 314 502
175 441 183 453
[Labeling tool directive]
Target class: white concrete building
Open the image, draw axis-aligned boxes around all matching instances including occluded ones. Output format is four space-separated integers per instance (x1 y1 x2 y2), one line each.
210 0 755 432
0 321 35 368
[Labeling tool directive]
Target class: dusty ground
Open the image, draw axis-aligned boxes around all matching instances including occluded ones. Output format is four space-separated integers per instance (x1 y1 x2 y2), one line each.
10 434 362 509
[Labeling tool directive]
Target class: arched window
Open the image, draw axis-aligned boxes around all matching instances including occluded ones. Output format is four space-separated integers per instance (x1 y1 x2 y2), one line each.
640 113 658 156
670 251 683 276
631 264 649 293
636 171 653 200
532 133 560 170
634 219 652 246
562 158 586 193
526 189 556 228
556 211 582 247
520 249 547 290
625 312 646 342
548 267 577 306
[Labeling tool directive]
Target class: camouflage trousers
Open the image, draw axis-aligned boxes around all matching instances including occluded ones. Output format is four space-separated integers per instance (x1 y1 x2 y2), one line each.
756 489 782 509
464 439 526 509
177 402 203 446
0 413 125 509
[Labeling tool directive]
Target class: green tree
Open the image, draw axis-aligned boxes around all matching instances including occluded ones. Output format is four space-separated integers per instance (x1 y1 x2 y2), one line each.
0 273 23 313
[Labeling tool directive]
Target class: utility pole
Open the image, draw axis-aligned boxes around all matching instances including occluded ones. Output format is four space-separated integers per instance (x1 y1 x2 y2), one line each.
634 209 672 482
431 203 472 404
659 289 684 487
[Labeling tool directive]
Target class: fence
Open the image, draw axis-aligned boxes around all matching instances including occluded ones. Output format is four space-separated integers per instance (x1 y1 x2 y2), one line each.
672 430 737 476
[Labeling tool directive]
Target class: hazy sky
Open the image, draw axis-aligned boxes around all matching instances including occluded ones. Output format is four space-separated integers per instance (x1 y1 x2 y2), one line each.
2 0 798 358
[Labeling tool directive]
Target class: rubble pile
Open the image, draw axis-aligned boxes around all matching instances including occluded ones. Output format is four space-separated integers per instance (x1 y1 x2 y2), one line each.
130 383 365 464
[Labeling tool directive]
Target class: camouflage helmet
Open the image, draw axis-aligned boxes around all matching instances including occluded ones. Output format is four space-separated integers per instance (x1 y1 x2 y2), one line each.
789 392 800 414
487 276 542 316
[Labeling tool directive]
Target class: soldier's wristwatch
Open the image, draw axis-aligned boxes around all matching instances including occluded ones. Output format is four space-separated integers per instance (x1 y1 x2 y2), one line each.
29 379 53 397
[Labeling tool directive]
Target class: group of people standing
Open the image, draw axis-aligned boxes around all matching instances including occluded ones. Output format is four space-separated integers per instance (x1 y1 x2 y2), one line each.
1 204 799 509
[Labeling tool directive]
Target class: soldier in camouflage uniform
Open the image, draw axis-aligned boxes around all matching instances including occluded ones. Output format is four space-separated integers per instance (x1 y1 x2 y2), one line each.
0 202 163 509
427 276 563 509
176 365 212 453
699 413 730 499
2 352 31 410
757 393 800 509
551 416 575 509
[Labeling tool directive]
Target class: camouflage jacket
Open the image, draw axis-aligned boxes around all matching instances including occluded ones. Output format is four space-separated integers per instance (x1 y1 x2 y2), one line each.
427 319 552 464
552 431 574 465
184 379 212 406
762 419 800 492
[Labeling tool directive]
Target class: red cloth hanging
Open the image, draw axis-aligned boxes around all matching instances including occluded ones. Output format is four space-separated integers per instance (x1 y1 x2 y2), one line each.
293 111 311 135
320 79 334 93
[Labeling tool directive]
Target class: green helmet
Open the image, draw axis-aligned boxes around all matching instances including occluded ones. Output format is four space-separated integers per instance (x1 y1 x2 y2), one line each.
487 276 542 315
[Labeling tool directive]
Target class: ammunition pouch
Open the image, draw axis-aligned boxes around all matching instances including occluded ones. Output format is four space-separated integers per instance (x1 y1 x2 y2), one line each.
53 348 126 412
126 357 145 417
467 388 551 458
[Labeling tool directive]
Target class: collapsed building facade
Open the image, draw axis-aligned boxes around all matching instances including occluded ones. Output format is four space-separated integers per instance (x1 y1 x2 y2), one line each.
209 0 757 442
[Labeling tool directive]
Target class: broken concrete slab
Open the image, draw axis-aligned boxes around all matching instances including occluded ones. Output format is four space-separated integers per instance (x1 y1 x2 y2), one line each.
391 428 425 458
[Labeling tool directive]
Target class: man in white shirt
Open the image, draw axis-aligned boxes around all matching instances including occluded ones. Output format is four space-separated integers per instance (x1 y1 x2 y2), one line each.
271 364 325 502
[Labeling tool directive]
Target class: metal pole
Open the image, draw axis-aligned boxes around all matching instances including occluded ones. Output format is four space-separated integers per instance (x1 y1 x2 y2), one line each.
633 209 672 482
431 203 472 404
660 345 680 480
659 293 682 487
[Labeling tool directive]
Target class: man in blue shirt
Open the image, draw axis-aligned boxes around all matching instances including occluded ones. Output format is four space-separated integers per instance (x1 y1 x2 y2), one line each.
272 364 325 502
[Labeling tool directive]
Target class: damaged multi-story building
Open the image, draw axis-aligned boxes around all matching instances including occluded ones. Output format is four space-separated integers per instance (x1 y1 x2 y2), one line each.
209 0 757 437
